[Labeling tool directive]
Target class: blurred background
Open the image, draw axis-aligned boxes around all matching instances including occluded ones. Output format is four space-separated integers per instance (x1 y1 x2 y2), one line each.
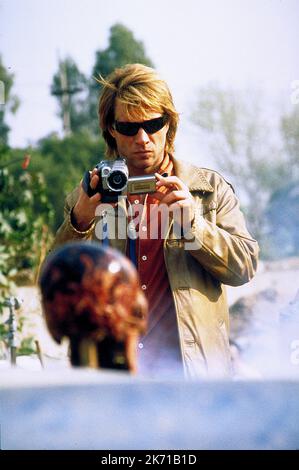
0 0 298 375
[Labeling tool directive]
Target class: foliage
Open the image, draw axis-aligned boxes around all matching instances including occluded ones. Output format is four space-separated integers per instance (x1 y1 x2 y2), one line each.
0 149 54 300
50 23 154 136
0 184 51 285
45 22 154 229
87 23 154 135
0 307 37 360
17 336 36 356
29 131 106 230
50 57 89 134
92 23 154 79
0 148 54 358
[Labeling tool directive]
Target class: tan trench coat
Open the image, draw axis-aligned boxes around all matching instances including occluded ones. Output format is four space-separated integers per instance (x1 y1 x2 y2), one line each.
52 157 259 379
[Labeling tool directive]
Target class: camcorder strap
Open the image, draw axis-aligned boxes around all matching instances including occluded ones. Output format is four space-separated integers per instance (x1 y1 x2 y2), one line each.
82 170 95 197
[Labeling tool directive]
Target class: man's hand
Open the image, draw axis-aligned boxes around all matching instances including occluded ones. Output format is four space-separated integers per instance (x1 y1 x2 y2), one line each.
72 168 102 231
153 173 195 231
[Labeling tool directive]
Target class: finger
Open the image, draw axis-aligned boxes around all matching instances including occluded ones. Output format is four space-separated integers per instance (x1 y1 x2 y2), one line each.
156 190 189 206
91 168 98 177
151 191 166 201
155 173 187 191
169 199 192 211
90 192 102 204
90 194 118 209
155 173 178 189
90 173 100 190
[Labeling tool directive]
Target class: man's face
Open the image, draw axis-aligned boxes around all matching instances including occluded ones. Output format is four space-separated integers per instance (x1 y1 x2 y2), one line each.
109 99 169 175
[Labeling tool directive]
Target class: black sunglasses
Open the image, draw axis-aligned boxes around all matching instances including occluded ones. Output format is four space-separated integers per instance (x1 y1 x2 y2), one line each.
114 115 167 136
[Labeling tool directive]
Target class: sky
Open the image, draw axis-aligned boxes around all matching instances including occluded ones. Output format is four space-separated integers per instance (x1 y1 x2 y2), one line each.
0 0 298 166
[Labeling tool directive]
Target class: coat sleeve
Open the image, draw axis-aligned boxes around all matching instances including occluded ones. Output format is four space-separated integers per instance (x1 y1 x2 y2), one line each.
184 178 259 286
51 187 95 251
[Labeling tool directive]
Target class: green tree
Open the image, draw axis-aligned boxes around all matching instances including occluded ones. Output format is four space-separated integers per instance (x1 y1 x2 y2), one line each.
50 57 88 135
0 55 20 147
50 24 154 136
30 131 105 230
0 150 54 359
92 23 154 79
88 23 154 135
0 151 54 288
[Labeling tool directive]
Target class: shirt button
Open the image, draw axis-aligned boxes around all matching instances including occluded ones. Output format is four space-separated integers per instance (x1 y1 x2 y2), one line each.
138 343 144 349
134 199 139 204
141 226 147 232
141 284 147 290
141 255 147 261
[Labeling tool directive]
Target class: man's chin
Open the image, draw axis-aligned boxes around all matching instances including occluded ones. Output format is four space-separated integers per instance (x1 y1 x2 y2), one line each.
127 154 163 175
129 159 154 174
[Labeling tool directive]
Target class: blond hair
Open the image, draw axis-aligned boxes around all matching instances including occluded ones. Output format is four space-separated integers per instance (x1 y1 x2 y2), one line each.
97 64 179 158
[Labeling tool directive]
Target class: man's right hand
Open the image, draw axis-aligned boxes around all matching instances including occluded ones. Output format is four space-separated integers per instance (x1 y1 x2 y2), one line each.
72 168 102 231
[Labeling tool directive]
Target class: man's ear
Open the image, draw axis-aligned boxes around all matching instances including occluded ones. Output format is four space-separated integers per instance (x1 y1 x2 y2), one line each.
108 125 116 139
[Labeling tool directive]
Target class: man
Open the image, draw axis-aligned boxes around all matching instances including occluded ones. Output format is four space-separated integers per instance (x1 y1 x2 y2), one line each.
53 63 259 379
39 242 147 373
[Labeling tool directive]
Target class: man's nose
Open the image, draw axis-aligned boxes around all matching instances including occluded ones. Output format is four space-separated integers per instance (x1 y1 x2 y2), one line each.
135 127 150 144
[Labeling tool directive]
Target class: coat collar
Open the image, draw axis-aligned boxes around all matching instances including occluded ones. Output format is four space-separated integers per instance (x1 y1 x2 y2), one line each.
171 156 214 193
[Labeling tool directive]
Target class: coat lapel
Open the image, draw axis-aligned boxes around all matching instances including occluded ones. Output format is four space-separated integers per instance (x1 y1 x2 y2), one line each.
172 157 214 193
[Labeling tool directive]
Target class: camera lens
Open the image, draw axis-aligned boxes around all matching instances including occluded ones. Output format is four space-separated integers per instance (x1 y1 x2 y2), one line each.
113 174 122 184
107 170 127 191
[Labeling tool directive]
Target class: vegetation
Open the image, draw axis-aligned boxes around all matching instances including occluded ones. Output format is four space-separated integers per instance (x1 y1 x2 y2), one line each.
50 23 154 136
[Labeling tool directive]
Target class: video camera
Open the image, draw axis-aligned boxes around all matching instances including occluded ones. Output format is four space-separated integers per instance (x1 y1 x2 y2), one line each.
82 157 158 203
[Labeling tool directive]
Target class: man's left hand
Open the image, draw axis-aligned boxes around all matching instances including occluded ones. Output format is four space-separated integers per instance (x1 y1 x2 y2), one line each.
153 173 195 231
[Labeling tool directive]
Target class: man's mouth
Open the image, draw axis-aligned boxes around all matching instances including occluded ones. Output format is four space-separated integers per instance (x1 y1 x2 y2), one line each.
134 150 152 156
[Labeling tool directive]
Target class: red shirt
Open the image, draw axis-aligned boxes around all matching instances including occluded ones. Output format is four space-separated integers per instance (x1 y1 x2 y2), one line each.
126 156 183 377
